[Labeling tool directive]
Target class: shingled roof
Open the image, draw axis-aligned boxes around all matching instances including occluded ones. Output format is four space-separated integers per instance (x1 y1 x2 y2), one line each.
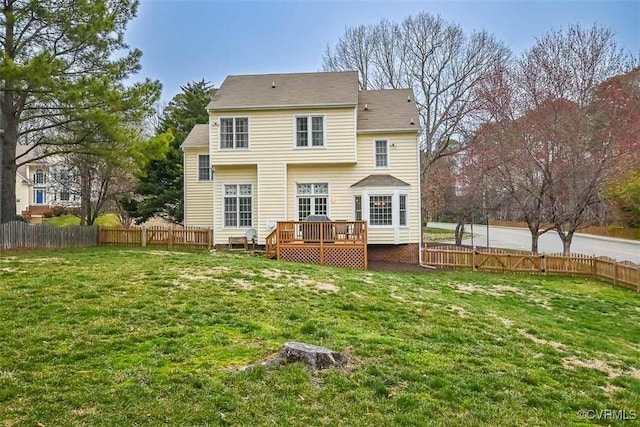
351 174 411 187
357 89 419 132
208 71 360 110
181 124 209 148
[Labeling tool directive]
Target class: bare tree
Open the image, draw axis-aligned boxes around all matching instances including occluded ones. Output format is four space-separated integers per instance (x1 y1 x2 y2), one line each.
474 24 635 254
323 12 510 223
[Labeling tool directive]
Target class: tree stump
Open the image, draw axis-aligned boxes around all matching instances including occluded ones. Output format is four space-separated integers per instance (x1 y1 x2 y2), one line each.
240 342 348 372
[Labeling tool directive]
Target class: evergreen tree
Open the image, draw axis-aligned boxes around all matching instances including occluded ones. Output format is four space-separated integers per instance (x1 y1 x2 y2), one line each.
127 80 215 223
1 0 158 223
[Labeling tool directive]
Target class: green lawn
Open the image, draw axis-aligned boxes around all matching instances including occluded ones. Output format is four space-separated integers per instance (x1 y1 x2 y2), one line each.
42 213 121 227
1 248 639 426
425 226 472 242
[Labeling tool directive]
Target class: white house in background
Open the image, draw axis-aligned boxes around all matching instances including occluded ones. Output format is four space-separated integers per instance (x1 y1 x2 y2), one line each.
15 145 79 216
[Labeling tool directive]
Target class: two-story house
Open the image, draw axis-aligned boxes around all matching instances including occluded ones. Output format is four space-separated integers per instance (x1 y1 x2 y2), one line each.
182 71 421 264
15 145 80 216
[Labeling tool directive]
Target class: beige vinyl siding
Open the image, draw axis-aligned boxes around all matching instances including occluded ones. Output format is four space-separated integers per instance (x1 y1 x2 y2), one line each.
209 107 357 165
255 163 286 244
213 165 258 245
285 130 419 244
16 177 30 214
184 148 213 228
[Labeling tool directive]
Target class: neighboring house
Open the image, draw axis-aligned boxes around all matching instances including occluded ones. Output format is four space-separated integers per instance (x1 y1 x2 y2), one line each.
15 145 79 216
182 71 422 263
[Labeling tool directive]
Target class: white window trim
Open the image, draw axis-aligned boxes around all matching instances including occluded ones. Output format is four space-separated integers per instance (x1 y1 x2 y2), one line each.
360 188 410 234
399 194 409 228
353 194 362 221
218 116 251 150
295 182 330 220
221 183 253 229
373 139 390 169
197 154 211 181
292 114 327 149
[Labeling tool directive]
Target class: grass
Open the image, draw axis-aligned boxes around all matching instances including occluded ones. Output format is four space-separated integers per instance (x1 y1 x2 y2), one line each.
425 226 472 242
1 248 639 426
42 213 121 227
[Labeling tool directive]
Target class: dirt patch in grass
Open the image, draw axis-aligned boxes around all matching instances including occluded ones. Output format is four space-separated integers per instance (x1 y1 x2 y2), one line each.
518 329 565 350
71 407 97 416
562 357 640 379
448 305 468 317
601 384 623 395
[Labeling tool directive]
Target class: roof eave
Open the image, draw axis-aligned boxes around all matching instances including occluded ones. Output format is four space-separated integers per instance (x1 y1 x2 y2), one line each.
207 102 357 112
357 128 420 134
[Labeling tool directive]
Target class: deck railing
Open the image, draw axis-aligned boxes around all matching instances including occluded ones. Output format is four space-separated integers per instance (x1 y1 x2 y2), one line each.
268 220 368 269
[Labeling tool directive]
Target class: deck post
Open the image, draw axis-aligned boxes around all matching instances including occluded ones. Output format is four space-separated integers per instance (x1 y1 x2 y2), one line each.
319 222 324 265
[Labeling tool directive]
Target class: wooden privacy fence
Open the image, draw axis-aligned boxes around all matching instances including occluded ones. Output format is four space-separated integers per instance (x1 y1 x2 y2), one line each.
99 226 214 249
423 245 640 292
0 222 213 251
0 221 99 250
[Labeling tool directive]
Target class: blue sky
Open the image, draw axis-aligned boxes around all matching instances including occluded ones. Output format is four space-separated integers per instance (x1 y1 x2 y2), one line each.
126 0 640 101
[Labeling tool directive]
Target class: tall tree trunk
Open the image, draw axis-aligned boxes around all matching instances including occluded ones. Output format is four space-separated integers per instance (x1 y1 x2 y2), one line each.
556 225 575 255
454 221 465 246
80 164 92 226
530 232 539 253
0 109 18 224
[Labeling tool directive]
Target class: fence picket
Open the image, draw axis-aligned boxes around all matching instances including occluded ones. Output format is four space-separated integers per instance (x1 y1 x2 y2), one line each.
423 245 639 292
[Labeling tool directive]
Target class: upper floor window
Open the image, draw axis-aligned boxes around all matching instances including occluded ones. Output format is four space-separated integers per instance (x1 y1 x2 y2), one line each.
198 155 211 181
296 116 324 148
220 117 249 149
375 140 388 168
34 169 46 184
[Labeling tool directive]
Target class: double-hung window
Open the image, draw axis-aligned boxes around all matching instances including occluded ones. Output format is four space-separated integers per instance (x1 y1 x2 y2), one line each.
296 183 328 220
354 196 362 221
220 117 249 149
295 116 324 147
224 184 252 227
198 155 211 181
375 140 388 168
399 194 407 226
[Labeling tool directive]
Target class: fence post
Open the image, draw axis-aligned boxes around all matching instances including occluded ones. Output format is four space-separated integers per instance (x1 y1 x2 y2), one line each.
590 255 596 278
208 229 213 250
614 262 618 285
169 226 174 249
472 250 477 271
141 227 147 247
96 226 102 246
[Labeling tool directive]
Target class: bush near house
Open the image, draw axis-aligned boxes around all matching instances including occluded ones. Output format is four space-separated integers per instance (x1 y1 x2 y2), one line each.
0 248 638 426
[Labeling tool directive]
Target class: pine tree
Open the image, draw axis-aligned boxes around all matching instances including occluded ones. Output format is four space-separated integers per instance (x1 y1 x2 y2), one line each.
127 80 216 223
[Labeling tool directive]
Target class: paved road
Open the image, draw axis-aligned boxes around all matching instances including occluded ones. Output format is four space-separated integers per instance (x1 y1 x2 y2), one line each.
429 222 640 264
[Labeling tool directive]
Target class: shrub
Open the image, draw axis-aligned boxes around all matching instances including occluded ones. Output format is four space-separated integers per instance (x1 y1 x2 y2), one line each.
52 206 66 217
42 208 54 218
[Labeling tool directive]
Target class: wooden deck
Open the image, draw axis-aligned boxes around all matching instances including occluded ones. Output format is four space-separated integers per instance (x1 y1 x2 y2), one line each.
266 221 368 269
